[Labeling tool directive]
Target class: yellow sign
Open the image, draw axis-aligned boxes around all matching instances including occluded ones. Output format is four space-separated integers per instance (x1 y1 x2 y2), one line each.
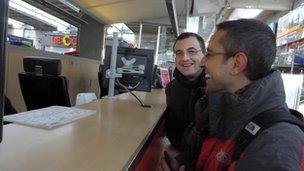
62 35 71 46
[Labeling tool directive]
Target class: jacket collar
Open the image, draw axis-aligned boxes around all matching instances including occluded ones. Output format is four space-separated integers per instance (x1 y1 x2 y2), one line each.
207 70 289 137
173 68 205 89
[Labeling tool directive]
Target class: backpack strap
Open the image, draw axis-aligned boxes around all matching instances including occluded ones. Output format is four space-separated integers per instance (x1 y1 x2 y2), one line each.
231 109 304 162
289 109 304 121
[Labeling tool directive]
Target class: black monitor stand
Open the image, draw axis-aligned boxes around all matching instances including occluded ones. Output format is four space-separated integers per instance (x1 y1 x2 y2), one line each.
0 0 9 143
115 78 151 108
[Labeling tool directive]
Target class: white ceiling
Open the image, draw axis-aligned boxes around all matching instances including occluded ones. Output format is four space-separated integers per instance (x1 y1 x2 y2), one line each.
71 0 294 24
72 0 188 24
229 0 293 10
193 0 225 15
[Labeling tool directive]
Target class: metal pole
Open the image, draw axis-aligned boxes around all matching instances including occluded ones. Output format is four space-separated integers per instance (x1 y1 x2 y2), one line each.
0 0 9 143
165 0 180 36
108 32 119 98
138 23 143 48
291 50 295 74
154 26 161 65
186 0 189 29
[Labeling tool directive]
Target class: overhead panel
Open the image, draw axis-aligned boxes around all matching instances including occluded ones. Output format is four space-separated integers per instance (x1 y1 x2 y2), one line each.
140 18 172 25
72 0 131 8
72 0 187 25
21 0 85 26
73 0 167 24
9 8 56 31
193 0 225 15
230 0 293 11
126 22 163 34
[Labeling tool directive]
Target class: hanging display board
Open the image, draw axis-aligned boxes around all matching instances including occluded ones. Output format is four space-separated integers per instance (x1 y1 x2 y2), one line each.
277 5 304 46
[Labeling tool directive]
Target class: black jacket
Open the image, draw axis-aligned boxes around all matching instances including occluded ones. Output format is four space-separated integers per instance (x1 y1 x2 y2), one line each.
178 70 304 170
165 69 204 150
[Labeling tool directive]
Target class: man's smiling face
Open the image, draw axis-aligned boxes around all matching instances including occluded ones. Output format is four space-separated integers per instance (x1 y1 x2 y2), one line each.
174 36 205 77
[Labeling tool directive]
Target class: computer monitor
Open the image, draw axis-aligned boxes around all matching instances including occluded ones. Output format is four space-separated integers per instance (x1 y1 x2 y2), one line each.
102 46 154 94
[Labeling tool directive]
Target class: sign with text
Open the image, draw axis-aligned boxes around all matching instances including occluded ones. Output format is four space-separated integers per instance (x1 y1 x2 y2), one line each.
40 34 77 48
277 5 304 46
52 35 77 47
7 35 33 47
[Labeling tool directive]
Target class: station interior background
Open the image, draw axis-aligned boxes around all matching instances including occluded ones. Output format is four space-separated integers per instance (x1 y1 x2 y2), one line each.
5 0 304 113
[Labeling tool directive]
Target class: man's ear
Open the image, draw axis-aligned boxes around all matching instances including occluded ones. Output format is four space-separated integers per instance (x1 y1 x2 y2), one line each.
230 52 248 75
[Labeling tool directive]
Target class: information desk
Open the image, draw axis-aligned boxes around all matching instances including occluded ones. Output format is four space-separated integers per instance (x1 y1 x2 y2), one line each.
0 89 166 171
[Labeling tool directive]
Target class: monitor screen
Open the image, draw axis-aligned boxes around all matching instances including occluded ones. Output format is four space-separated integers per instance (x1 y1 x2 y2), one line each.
102 46 154 93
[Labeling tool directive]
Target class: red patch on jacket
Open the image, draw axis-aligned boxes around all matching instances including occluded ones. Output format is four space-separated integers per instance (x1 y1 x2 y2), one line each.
195 138 236 171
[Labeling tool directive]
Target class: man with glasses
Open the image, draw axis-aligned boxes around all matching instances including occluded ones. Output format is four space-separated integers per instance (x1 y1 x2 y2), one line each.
161 19 304 171
165 32 206 151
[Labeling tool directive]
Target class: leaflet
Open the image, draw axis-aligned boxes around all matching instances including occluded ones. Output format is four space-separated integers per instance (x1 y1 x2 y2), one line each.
4 106 96 129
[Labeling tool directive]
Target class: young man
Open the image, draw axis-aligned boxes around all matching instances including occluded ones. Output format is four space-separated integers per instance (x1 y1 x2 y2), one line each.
165 32 206 150
161 19 304 170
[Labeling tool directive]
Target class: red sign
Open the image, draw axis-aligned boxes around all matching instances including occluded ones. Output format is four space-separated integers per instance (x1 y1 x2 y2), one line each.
52 35 77 47
160 68 171 88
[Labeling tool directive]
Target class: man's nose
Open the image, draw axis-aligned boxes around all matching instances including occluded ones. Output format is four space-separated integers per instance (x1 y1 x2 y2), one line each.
200 56 206 68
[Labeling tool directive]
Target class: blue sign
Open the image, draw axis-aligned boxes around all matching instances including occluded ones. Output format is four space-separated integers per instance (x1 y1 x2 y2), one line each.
7 35 33 47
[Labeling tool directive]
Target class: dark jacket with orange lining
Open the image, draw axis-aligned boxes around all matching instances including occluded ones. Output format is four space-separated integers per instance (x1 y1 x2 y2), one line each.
179 70 304 170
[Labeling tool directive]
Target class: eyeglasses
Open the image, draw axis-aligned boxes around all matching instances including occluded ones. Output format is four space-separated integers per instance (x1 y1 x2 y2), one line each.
174 49 202 58
205 51 227 58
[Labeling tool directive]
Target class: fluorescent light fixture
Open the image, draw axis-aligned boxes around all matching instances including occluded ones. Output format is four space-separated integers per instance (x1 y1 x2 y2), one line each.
229 8 263 20
9 0 73 31
58 0 80 13
241 9 263 18
186 16 199 33
8 18 29 29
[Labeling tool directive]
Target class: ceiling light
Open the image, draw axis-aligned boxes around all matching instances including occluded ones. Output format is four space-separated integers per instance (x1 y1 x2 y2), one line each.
186 16 199 33
8 18 25 29
241 9 263 18
228 8 263 20
58 0 80 13
9 0 72 31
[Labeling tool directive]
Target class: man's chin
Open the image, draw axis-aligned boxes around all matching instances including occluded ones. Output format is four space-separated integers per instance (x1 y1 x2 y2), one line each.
182 72 196 78
183 70 202 78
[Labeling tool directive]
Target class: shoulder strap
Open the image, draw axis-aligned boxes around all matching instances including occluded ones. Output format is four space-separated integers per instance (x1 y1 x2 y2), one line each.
289 109 304 121
231 109 304 162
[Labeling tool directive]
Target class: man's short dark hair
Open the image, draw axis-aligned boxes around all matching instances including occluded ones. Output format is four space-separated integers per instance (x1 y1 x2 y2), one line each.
173 32 206 52
217 19 276 80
